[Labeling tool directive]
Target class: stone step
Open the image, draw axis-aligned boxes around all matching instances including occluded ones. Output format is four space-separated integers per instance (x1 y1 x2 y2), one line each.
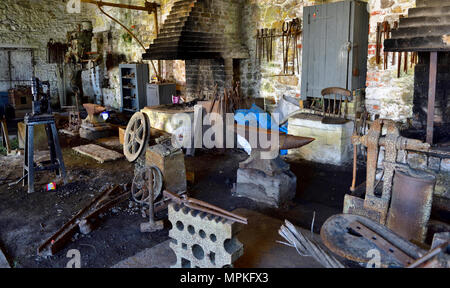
171 0 196 9
157 30 221 39
162 16 189 26
384 36 450 52
409 6 450 17
159 26 185 34
149 40 221 50
165 10 191 19
143 51 221 60
163 21 190 30
147 40 222 50
400 15 450 27
391 25 450 38
416 0 450 8
152 36 220 46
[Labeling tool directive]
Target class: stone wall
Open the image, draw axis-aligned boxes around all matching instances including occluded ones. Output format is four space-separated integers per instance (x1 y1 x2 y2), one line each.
0 0 95 105
238 0 417 121
0 0 179 109
89 0 179 109
1 0 420 122
365 0 416 121
240 0 314 111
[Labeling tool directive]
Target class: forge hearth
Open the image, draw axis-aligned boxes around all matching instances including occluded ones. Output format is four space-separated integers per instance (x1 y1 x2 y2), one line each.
384 0 450 144
412 52 450 143
143 0 248 101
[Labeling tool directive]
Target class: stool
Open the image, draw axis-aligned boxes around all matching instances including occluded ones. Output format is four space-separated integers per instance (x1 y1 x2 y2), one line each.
23 114 67 193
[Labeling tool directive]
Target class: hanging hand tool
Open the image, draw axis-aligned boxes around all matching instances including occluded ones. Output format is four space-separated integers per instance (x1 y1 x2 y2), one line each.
376 22 382 65
404 51 408 74
270 28 273 61
261 28 265 62
294 19 301 75
382 21 390 70
282 24 286 73
255 29 259 63
282 21 291 74
291 18 301 75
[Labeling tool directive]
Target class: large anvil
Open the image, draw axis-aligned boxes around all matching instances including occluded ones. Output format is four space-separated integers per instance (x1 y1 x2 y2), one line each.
233 124 315 176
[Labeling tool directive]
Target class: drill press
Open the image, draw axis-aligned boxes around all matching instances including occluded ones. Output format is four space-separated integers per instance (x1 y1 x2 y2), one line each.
23 78 67 193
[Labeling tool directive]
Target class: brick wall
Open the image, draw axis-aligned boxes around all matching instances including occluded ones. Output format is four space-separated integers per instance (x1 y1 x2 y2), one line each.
185 59 226 100
365 0 416 121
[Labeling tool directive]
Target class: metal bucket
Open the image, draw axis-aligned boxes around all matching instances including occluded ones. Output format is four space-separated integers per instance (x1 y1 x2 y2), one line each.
387 169 436 243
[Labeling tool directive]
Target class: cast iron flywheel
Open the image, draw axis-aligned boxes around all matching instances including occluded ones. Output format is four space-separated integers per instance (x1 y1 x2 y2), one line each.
131 166 163 205
124 112 148 162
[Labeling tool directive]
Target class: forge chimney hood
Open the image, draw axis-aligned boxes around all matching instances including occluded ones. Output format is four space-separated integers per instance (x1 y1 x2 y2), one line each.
384 0 450 52
143 0 248 60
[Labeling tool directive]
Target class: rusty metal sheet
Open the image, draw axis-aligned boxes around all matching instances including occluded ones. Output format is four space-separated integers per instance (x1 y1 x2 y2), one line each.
320 214 426 267
387 169 435 243
348 221 416 266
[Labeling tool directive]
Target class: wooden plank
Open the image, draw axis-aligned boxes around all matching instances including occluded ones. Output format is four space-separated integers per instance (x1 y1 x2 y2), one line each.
426 52 438 144
96 137 122 150
73 144 124 163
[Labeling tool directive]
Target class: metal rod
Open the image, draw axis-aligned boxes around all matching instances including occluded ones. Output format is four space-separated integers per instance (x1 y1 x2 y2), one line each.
81 0 159 12
148 169 155 224
426 52 437 144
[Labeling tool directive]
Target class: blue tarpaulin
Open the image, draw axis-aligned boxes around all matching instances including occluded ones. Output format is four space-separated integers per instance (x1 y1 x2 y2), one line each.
234 104 288 155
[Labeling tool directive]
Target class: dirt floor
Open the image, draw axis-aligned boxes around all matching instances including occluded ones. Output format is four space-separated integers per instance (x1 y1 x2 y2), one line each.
0 134 366 268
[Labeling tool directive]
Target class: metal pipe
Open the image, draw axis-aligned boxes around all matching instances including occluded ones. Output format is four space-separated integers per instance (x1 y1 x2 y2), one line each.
81 0 159 12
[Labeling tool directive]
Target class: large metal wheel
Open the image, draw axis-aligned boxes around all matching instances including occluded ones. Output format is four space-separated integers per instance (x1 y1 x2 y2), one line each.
124 112 148 162
131 166 163 205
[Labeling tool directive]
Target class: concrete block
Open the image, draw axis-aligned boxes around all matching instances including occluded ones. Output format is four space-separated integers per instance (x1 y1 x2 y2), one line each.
235 168 296 208
288 117 353 165
168 204 243 268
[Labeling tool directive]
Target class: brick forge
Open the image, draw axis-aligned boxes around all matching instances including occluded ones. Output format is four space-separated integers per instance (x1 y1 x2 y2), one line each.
143 0 249 101
168 203 244 268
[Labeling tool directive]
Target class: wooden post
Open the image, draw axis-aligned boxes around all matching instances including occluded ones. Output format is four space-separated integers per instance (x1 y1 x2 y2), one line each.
426 52 437 145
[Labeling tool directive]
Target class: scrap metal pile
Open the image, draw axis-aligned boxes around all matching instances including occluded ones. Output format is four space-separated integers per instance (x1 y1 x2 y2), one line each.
317 118 450 268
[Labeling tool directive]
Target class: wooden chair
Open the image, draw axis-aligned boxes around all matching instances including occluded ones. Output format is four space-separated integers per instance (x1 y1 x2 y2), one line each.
320 87 353 121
